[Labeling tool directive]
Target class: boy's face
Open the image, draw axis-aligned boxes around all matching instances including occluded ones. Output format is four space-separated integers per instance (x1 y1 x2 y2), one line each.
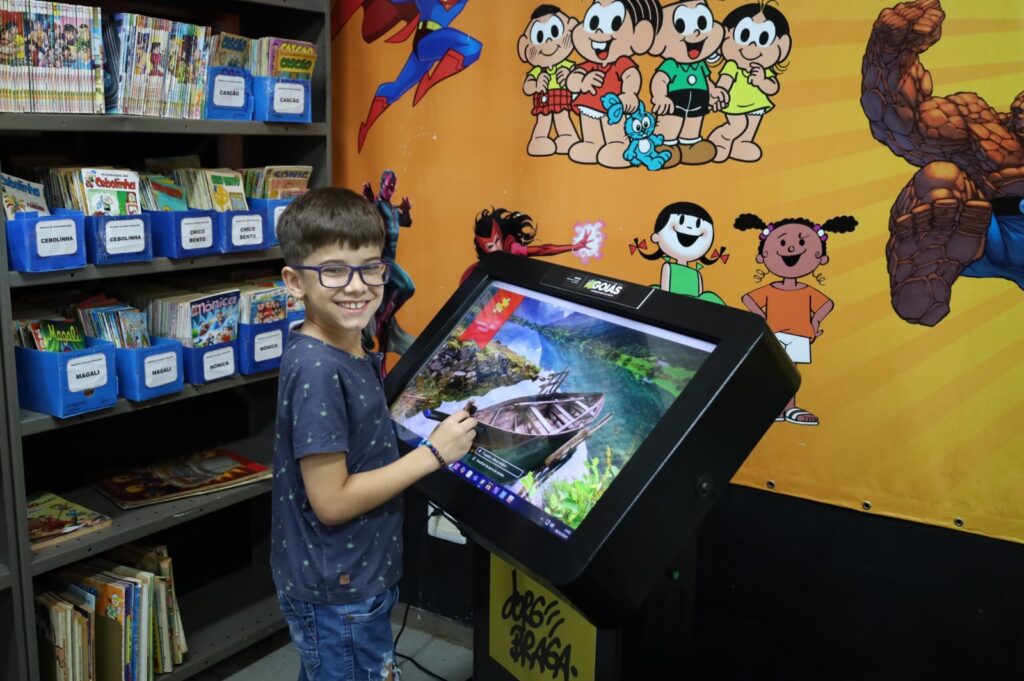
722 12 791 70
518 11 578 68
653 1 723 63
282 242 385 346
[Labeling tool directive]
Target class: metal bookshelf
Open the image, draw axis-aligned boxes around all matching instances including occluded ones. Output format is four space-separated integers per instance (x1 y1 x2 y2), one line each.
0 2 331 679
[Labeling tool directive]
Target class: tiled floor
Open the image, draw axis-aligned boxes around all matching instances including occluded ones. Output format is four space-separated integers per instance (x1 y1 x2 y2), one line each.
193 609 474 681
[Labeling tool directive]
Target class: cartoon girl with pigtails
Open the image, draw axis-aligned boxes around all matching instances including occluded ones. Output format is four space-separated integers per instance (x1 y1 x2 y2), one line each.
631 201 727 304
734 213 858 426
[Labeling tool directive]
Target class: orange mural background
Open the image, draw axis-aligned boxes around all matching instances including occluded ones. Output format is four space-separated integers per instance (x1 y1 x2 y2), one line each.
330 0 1024 543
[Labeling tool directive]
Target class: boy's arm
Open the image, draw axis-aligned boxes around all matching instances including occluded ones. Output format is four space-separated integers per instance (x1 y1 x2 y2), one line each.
300 410 477 526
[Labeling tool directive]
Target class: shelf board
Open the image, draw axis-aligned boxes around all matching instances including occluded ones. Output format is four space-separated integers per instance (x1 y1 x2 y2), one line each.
0 561 10 591
165 565 284 680
20 371 278 436
8 247 283 288
0 114 326 136
29 434 273 576
237 0 327 11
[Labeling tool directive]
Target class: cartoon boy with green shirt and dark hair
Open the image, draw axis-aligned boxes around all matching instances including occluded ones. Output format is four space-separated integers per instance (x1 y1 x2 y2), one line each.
650 0 727 166
518 5 581 156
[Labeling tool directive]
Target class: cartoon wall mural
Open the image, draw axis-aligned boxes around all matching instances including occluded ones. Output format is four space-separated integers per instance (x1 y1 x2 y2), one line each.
861 0 1024 326
362 170 415 360
519 5 580 156
707 3 791 163
333 0 1024 545
649 0 727 166
735 213 858 426
631 202 726 303
333 0 481 151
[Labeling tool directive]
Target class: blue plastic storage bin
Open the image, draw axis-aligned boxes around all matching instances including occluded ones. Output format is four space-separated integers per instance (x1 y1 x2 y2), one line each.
248 197 293 247
238 319 288 374
182 340 238 385
15 337 118 417
6 209 87 272
215 211 265 253
147 209 219 259
204 66 253 120
252 76 312 123
83 213 153 265
114 336 185 401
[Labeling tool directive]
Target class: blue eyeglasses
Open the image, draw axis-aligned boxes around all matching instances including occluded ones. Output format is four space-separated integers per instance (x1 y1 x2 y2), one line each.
292 261 391 288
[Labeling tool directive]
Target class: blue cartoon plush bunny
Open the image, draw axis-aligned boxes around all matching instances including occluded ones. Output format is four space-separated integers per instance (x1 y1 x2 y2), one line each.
602 93 672 171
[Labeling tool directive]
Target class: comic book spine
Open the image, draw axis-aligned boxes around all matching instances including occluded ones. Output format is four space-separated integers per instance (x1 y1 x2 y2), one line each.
90 5 101 112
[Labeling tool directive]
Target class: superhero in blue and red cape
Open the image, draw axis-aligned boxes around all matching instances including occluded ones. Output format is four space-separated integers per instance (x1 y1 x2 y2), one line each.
332 0 482 151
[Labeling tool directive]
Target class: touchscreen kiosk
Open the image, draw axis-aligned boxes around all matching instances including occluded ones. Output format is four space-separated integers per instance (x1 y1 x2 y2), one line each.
385 254 799 626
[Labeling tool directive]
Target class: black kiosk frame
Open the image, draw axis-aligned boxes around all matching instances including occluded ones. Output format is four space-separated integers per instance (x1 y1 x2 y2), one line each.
384 254 799 627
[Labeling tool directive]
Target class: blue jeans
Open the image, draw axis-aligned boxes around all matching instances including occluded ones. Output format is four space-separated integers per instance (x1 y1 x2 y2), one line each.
277 585 401 681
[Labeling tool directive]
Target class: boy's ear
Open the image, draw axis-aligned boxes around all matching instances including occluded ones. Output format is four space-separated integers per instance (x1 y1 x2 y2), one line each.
630 19 655 54
281 266 306 302
649 9 672 56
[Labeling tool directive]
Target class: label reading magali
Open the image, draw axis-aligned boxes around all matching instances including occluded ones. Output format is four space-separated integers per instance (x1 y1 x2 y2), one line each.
66 354 108 393
35 218 78 257
104 218 146 254
231 215 263 247
144 352 179 388
273 205 287 238
254 330 283 362
203 346 235 381
180 216 213 250
273 82 305 114
213 74 246 108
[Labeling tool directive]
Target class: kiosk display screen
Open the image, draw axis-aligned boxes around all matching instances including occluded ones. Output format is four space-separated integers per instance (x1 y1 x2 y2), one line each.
390 281 715 540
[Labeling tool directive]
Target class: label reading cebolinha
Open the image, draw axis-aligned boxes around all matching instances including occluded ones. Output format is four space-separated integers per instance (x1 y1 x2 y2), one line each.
213 74 246 108
35 219 78 257
179 216 213 250
231 215 263 247
254 330 283 362
203 346 235 381
104 218 146 255
144 352 178 388
66 354 108 393
273 82 305 114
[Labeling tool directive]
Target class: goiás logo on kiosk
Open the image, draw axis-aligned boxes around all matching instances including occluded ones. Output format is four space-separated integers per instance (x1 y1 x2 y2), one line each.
582 277 624 297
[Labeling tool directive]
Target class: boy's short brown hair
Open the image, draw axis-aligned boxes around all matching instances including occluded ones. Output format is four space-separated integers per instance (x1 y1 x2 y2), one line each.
277 187 386 265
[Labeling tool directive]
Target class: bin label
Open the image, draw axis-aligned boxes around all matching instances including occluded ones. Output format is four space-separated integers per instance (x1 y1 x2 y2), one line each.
144 352 179 388
67 354 108 393
36 219 78 257
104 218 146 254
180 217 213 250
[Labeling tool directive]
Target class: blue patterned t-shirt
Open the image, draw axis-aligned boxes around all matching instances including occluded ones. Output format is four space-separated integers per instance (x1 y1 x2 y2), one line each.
270 330 403 604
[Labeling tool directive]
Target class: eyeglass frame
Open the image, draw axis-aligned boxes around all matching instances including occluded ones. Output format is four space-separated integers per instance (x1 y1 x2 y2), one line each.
290 261 392 288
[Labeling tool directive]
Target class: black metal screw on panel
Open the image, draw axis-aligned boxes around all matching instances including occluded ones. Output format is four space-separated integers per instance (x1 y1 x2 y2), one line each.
954 517 964 528
696 476 715 498
862 501 872 511
766 480 776 489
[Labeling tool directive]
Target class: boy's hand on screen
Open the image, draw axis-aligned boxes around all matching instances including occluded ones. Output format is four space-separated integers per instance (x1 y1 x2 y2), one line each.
429 410 478 463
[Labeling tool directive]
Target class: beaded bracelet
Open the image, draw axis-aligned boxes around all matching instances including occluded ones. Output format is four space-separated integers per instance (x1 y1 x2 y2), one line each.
419 438 446 469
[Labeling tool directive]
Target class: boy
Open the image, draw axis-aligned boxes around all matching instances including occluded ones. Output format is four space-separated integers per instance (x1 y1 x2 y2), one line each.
273 187 478 681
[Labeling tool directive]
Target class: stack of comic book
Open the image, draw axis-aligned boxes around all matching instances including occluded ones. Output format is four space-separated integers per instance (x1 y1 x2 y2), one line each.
45 166 142 216
1 171 50 218
63 293 151 349
241 164 312 199
103 12 212 118
139 174 188 211
0 0 105 113
38 544 188 680
12 315 86 351
126 283 241 349
250 35 317 80
171 167 248 212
